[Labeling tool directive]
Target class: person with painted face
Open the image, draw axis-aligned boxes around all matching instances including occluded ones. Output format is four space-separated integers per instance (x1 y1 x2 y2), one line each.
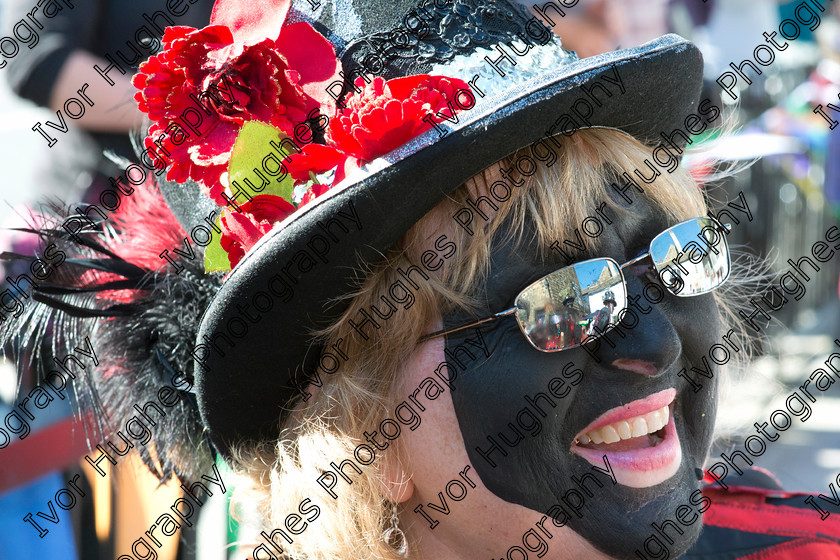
5 0 840 559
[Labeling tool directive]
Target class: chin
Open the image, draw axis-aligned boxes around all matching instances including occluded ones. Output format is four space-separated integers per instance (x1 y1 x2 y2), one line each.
564 376 717 560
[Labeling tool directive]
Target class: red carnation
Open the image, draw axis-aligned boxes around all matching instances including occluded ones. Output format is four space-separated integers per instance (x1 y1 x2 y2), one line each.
284 143 345 182
134 23 340 204
327 75 472 164
219 195 295 268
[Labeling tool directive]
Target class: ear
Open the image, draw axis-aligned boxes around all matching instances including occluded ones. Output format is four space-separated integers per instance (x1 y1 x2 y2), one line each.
379 450 415 503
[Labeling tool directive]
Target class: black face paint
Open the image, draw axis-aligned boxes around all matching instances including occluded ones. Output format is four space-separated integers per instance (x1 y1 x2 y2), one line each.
443 196 720 559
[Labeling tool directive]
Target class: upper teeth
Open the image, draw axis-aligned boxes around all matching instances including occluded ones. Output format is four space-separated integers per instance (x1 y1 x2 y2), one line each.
577 406 669 445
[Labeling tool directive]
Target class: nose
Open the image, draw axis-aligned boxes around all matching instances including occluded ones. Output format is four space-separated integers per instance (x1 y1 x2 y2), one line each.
581 276 682 376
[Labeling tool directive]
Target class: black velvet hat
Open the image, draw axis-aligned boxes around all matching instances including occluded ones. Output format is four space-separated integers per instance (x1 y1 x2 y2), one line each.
192 0 705 457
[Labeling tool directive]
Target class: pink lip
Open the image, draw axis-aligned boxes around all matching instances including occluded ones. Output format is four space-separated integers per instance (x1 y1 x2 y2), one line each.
572 406 680 474
573 388 677 440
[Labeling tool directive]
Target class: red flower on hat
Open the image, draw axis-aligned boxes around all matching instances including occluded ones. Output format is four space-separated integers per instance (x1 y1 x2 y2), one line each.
131 0 476 272
219 195 296 268
298 183 331 208
327 75 473 165
283 143 346 183
134 20 341 205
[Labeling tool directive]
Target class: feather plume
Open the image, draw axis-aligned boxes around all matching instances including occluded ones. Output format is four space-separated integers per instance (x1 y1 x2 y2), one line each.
1 176 223 483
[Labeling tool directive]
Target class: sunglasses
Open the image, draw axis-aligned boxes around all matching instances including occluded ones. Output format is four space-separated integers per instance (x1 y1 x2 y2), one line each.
420 216 731 352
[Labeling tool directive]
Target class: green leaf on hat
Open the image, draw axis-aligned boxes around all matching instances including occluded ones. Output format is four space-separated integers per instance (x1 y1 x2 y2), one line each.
227 120 295 204
204 211 232 273
203 121 297 274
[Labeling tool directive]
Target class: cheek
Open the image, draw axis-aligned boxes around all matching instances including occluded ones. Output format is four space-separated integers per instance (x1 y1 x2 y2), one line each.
394 336 587 552
446 320 584 512
396 336 473 494
666 294 723 455
667 294 722 351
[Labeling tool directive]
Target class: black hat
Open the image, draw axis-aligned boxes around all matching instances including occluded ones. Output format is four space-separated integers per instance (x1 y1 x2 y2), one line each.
193 0 705 457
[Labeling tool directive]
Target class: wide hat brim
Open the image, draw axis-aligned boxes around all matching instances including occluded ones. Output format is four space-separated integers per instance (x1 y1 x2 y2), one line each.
195 34 704 456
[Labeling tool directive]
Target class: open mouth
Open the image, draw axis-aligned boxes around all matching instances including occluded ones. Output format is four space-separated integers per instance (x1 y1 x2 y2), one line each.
571 388 682 488
575 405 669 450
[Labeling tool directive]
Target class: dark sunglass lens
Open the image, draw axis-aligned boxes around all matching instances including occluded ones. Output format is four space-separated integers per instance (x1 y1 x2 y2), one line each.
514 259 625 351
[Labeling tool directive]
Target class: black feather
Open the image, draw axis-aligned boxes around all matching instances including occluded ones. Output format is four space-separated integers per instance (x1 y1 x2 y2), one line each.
1 192 223 484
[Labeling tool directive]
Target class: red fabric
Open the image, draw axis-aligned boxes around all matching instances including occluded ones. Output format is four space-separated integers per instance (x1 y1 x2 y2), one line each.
739 541 840 560
702 486 840 559
0 415 91 494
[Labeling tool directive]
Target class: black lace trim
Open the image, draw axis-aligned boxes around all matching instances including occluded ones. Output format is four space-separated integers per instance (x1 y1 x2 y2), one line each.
339 0 533 92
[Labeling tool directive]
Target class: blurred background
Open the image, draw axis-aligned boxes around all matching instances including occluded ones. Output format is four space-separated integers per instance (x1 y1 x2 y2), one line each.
0 0 839 558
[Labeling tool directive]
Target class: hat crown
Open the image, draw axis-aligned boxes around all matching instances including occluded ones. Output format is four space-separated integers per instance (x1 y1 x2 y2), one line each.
298 0 536 80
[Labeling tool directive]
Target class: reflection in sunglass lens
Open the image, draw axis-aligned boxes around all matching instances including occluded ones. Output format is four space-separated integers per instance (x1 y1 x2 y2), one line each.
514 259 625 351
649 218 730 297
